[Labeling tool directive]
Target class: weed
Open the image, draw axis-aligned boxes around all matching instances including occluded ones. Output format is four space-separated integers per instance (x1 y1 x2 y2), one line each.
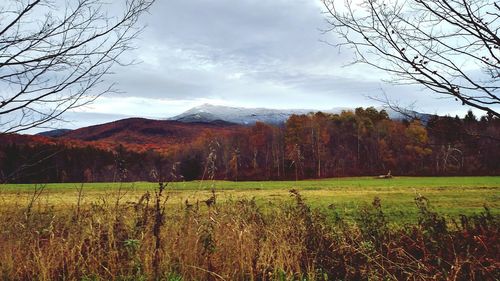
0 187 498 280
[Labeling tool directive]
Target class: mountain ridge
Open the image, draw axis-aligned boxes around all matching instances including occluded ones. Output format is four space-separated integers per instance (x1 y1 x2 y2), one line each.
169 103 431 125
35 104 433 138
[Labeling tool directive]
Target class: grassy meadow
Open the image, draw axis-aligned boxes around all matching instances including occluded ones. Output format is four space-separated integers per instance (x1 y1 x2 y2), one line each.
0 176 498 280
1 176 499 223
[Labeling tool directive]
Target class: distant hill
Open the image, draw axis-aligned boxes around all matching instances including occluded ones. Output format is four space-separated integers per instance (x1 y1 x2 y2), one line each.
56 117 243 150
36 129 72 137
170 103 432 125
1 118 245 156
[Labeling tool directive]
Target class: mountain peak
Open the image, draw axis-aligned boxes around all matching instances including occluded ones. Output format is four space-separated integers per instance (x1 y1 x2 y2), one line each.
170 104 432 125
171 104 324 125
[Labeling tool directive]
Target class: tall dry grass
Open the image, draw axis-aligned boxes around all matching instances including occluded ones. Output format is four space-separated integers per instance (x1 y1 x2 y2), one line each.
0 185 498 280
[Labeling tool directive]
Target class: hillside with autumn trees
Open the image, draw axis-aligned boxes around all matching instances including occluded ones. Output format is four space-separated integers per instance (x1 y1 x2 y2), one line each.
1 107 499 183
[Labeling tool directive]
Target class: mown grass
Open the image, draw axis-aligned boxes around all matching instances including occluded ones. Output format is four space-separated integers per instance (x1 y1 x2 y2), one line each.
1 176 499 223
3 176 500 190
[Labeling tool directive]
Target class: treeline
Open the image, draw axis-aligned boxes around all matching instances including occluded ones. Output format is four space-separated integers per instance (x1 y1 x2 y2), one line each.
1 108 499 183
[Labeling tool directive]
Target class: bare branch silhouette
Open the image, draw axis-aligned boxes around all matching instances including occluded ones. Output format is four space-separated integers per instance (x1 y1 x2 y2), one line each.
322 0 499 117
0 0 155 133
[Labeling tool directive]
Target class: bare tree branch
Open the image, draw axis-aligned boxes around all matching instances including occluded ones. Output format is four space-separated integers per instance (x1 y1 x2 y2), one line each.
0 0 155 133
322 0 500 117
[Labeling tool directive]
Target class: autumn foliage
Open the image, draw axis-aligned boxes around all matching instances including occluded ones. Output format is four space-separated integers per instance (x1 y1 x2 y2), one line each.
1 108 499 183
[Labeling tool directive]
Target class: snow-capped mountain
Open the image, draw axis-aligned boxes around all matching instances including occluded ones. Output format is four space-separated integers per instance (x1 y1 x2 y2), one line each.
170 104 346 125
33 105 433 137
169 104 430 125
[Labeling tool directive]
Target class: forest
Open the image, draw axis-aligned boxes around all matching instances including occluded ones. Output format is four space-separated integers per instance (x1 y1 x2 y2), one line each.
1 107 499 183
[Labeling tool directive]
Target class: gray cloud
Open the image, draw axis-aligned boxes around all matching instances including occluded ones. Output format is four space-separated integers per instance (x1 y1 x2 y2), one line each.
109 0 347 101
35 0 497 131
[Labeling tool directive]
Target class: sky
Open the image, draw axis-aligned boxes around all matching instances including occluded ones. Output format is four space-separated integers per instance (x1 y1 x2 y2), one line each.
20 0 498 131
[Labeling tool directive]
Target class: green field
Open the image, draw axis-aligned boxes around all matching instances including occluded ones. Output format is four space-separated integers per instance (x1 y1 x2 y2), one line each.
1 176 499 223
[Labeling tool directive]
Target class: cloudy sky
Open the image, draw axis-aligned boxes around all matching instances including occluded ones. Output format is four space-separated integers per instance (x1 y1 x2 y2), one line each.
44 0 493 130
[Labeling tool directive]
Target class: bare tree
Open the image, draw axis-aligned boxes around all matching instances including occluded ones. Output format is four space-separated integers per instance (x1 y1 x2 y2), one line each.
0 0 154 133
322 0 500 117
